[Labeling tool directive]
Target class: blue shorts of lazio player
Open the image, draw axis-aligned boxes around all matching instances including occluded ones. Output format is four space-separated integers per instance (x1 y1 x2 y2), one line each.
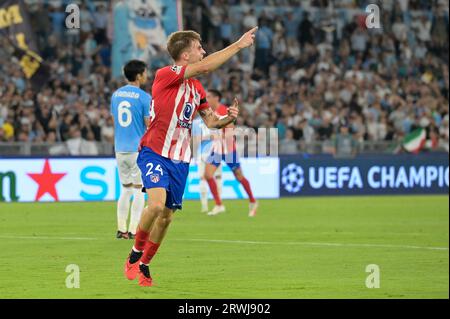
137 146 189 211
206 150 241 171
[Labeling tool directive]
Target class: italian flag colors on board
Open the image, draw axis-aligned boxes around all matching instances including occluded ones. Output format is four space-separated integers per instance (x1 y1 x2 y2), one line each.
403 128 427 154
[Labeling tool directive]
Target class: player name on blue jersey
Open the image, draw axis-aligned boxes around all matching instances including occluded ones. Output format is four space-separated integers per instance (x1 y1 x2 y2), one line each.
113 91 141 99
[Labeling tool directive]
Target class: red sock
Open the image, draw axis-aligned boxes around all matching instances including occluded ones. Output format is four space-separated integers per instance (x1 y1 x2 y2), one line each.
239 177 256 203
207 177 222 206
133 227 150 251
140 241 160 265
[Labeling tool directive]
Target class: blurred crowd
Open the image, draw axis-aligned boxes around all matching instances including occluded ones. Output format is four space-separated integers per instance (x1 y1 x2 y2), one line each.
0 1 116 155
0 0 449 156
188 0 449 155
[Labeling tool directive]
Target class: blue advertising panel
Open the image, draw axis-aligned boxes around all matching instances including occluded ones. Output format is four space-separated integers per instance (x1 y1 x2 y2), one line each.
280 153 449 196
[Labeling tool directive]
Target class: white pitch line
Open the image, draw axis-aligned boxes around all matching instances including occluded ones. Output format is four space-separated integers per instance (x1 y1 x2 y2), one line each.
0 235 97 241
175 238 449 251
0 235 447 251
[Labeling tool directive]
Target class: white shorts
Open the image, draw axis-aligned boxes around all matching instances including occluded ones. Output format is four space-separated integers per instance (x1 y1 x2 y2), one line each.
116 152 142 186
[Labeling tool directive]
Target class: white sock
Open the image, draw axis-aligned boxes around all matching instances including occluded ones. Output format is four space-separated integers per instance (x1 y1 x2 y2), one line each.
132 246 142 253
215 166 223 199
129 188 145 235
117 186 133 233
200 179 209 211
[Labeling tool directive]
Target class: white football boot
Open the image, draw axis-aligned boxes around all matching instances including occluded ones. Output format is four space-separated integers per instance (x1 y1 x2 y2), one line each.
207 205 226 216
248 201 258 217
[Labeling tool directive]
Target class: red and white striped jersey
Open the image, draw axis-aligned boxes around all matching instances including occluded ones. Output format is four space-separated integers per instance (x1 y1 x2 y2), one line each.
140 65 209 163
211 104 237 154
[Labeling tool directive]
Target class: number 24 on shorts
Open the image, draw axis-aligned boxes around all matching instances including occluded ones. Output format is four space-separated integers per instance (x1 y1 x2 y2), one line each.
146 163 164 176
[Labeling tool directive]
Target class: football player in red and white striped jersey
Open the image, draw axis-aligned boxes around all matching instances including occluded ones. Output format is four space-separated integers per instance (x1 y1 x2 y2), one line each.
203 89 258 217
124 27 258 287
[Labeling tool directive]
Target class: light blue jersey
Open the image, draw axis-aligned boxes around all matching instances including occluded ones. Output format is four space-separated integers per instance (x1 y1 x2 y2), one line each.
110 85 151 152
192 117 213 160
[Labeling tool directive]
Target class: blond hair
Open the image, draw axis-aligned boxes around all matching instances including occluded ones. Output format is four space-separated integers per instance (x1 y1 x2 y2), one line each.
167 30 202 61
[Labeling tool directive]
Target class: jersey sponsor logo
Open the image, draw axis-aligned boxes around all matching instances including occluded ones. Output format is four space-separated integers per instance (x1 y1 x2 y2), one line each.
178 121 192 129
177 102 194 129
183 102 193 121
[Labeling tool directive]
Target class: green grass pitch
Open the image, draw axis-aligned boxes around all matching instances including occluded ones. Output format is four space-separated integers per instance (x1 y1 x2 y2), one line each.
0 195 448 299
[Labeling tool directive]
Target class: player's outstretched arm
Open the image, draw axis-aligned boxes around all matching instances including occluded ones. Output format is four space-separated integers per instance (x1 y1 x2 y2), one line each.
199 98 239 129
184 27 258 79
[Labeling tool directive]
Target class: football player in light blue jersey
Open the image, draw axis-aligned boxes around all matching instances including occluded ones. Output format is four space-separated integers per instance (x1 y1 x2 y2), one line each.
110 60 151 239
192 115 222 213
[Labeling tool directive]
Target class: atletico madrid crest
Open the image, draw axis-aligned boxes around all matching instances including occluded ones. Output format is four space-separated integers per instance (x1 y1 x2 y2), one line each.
150 174 160 183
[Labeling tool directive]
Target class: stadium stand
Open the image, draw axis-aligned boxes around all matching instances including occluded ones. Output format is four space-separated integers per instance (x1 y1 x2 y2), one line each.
0 0 448 155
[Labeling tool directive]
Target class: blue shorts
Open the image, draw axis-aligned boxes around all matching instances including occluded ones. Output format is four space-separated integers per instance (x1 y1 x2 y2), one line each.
206 151 241 171
137 146 189 211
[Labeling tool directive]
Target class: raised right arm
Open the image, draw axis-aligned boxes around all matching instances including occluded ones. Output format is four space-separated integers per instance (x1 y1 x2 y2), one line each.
184 27 258 79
